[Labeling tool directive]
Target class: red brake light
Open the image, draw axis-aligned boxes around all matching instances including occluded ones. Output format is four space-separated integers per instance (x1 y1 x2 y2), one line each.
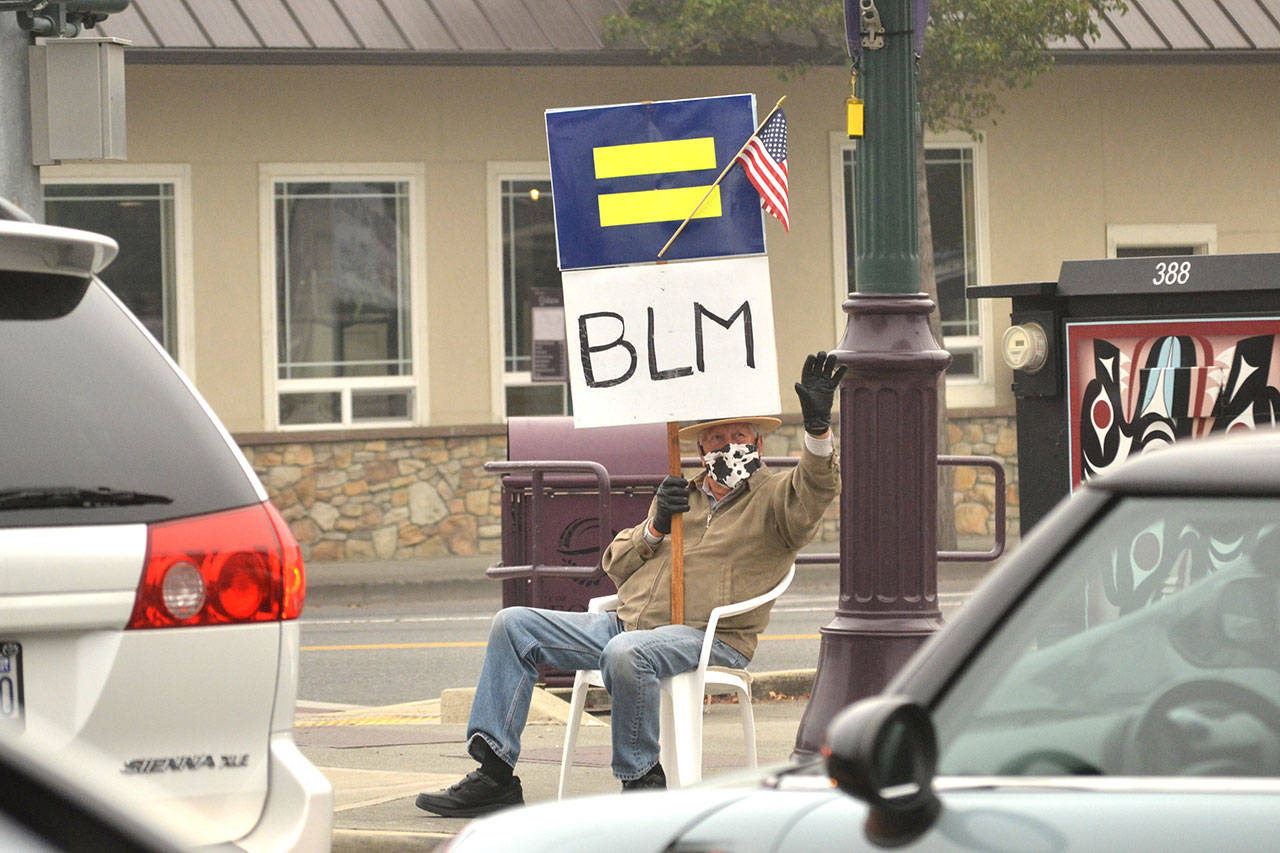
265 500 306 620
127 502 306 629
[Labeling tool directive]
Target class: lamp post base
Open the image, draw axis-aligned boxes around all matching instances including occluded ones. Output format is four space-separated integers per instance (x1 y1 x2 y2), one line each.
792 292 950 757
792 615 941 758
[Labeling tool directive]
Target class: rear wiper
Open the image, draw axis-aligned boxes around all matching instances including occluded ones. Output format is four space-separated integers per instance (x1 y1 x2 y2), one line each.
0 487 173 510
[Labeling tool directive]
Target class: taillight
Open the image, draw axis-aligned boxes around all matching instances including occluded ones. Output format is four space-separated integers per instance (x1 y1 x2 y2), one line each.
126 502 307 629
265 500 306 620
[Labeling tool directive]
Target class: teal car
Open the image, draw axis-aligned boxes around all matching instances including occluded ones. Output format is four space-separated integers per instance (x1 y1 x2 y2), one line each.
445 430 1280 851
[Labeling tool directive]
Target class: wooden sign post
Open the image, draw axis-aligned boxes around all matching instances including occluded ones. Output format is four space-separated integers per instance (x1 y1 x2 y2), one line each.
666 421 685 625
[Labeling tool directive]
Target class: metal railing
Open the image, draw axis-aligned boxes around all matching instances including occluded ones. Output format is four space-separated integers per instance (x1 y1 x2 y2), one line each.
484 452 1007 578
482 460 613 582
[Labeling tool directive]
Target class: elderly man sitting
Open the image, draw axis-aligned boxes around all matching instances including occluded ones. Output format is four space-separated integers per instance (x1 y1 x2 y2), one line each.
416 352 844 817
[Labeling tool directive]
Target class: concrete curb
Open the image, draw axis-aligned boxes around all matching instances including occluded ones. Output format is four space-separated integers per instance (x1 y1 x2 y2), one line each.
537 670 816 713
749 668 815 700
333 828 454 852
439 686 610 725
432 673 818 725
295 671 817 730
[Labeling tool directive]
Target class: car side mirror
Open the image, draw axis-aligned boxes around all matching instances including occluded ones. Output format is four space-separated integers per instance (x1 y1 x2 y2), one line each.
823 696 941 846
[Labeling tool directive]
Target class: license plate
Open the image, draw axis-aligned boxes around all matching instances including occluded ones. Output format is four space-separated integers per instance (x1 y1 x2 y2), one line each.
0 642 23 731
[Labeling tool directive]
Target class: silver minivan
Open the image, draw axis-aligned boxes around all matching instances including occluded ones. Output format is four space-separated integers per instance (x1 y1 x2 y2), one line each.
0 201 332 850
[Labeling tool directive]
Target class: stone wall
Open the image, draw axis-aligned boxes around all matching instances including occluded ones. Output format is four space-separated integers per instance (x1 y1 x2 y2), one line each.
947 416 1020 538
239 415 1017 563
239 430 507 562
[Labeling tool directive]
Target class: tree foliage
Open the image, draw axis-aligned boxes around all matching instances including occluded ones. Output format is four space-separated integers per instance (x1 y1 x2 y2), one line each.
604 0 846 66
604 0 1126 133
922 0 1125 133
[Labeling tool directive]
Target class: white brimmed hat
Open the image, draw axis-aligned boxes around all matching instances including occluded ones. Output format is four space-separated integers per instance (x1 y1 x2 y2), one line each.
677 416 782 440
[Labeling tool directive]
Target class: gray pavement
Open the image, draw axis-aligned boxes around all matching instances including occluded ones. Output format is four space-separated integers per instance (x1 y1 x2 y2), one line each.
297 540 1007 851
296 690 815 852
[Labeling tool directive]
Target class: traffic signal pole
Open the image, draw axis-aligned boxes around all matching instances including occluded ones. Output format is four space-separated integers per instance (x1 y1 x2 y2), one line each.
793 0 951 756
0 13 41 217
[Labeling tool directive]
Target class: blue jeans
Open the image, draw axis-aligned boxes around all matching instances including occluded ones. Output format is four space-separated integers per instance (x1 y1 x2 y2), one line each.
466 606 750 781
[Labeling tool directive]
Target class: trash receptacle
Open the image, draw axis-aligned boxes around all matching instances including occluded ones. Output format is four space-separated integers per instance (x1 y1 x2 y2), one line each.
485 417 669 685
971 252 1280 534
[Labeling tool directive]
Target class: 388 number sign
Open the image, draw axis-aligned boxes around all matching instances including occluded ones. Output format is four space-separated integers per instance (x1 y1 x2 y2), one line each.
1152 260 1192 286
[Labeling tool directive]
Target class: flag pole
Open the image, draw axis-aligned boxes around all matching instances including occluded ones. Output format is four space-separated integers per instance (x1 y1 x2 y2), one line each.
666 421 685 625
656 95 787 260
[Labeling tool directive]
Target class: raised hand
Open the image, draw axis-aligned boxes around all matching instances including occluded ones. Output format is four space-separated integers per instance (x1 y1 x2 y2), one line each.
794 351 846 436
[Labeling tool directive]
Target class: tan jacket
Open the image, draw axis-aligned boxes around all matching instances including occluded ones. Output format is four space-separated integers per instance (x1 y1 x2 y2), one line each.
601 445 839 660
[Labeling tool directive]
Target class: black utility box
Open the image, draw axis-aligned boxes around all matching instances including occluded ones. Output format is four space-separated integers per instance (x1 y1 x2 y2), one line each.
971 253 1280 534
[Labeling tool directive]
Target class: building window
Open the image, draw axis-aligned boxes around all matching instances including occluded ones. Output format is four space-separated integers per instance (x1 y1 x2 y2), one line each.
272 178 416 428
841 145 983 379
927 148 981 378
43 182 178 357
1115 246 1196 258
496 175 570 417
1107 224 1216 259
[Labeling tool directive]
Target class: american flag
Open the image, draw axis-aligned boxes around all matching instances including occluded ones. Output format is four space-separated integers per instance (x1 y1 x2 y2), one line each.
734 109 789 232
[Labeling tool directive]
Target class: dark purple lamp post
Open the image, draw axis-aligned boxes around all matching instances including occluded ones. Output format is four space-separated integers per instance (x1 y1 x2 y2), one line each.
793 0 951 756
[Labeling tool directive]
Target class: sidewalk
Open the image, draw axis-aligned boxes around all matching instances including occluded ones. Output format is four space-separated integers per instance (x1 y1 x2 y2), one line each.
303 535 1007 605
297 537 1011 850
303 552 495 606
295 683 815 852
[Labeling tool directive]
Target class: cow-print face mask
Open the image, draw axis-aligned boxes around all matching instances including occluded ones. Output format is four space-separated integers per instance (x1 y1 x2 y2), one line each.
702 442 761 491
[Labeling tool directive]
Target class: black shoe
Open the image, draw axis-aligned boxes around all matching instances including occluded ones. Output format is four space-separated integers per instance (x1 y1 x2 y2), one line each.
621 763 667 792
415 769 524 817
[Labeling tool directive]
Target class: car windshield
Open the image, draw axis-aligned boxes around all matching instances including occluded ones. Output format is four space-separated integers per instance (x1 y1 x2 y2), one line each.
933 497 1280 778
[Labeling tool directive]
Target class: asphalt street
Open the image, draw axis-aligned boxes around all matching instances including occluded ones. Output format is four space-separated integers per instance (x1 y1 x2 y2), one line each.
297 560 982 707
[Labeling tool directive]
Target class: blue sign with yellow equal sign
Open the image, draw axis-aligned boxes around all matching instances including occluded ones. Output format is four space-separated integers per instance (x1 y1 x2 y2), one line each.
546 94 765 271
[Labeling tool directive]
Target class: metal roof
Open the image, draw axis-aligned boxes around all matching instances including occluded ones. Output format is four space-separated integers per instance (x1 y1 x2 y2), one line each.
99 0 1280 61
1052 0 1280 53
98 0 629 57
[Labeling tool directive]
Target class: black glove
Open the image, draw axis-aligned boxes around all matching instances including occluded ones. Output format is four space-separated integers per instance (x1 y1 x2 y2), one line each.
651 475 689 535
794 351 846 436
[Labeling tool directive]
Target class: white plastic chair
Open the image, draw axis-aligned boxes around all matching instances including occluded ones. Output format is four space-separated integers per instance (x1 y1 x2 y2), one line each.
557 563 796 797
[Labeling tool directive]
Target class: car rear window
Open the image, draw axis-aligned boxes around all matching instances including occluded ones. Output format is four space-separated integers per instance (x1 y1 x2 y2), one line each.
0 272 260 527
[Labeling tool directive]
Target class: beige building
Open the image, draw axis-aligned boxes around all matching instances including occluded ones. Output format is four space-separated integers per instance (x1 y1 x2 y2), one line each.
36 1 1280 563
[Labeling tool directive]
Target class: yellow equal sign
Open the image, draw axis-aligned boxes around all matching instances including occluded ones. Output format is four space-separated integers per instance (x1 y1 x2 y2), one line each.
593 137 721 227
